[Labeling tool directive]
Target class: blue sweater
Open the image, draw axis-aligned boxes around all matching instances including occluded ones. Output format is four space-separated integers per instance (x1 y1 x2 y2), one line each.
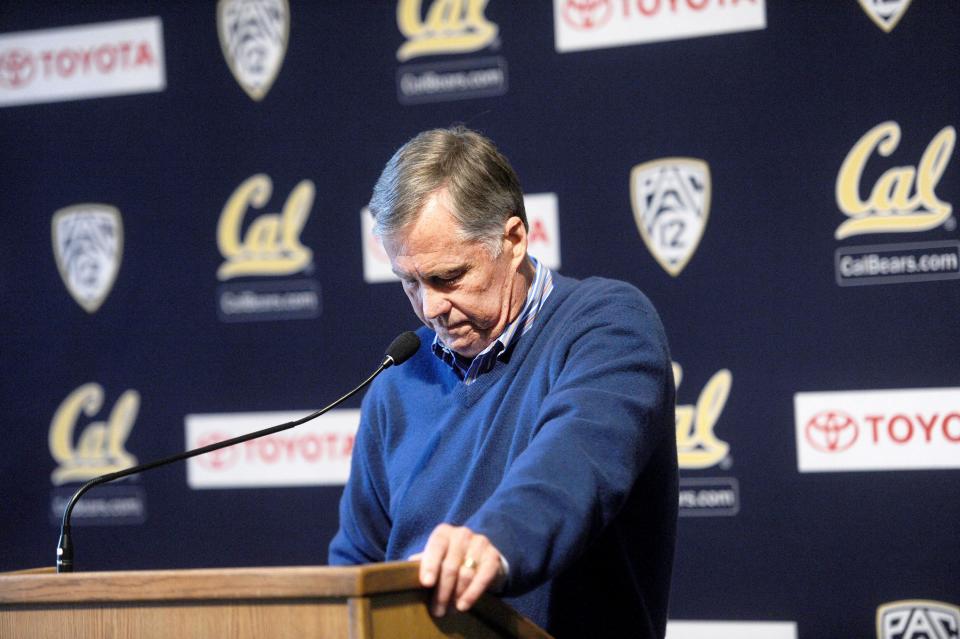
329 273 678 638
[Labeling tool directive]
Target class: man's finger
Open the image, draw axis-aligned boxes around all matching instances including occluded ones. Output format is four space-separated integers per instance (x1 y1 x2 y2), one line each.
419 525 451 588
432 528 470 616
454 535 489 601
424 524 473 617
456 546 503 612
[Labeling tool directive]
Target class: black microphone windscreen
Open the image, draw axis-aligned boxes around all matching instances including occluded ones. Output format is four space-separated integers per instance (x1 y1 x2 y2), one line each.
385 331 421 365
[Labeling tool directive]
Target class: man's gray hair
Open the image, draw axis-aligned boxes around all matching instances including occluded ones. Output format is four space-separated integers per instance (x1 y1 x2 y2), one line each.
368 126 527 256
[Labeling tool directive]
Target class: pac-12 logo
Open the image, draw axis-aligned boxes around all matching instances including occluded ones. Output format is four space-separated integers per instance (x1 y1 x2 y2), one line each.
836 121 955 240
858 0 913 33
218 0 289 100
396 0 498 62
631 158 711 277
217 174 314 280
49 383 140 485
877 600 960 639
51 204 123 313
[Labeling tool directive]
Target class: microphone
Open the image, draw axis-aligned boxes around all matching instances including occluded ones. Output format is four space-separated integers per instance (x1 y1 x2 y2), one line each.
56 331 421 573
384 330 420 366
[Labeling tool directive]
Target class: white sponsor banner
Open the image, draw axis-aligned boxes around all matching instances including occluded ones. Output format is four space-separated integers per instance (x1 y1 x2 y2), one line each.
361 206 396 284
554 0 766 53
794 388 960 473
666 621 797 639
523 193 562 271
361 193 562 284
185 409 360 488
0 17 165 107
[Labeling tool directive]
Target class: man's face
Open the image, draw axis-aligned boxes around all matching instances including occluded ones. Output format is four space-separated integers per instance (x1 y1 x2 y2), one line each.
382 188 527 358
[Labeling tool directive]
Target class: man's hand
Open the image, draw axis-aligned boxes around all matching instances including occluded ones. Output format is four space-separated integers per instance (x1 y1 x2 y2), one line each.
416 523 505 617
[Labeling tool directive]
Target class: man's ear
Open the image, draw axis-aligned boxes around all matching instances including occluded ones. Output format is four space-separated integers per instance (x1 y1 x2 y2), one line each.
503 216 527 264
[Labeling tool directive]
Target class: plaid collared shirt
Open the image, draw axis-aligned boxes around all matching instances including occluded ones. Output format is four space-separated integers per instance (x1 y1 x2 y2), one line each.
432 257 554 384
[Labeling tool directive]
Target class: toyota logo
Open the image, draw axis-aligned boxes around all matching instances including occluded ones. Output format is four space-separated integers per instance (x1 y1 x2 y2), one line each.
562 0 613 31
195 432 241 470
805 410 859 453
0 49 36 88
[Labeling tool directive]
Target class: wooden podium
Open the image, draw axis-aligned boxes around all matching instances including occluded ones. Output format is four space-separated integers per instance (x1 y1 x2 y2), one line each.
0 561 552 638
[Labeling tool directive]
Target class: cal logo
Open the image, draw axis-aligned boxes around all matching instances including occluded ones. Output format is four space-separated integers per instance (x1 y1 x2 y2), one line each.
674 363 730 469
51 204 123 313
218 0 289 101
217 173 314 280
396 0 498 62
631 158 710 276
877 600 960 639
858 0 913 33
836 122 955 240
49 383 139 485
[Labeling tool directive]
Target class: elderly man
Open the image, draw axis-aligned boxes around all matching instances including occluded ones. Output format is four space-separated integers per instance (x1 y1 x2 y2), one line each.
329 126 677 638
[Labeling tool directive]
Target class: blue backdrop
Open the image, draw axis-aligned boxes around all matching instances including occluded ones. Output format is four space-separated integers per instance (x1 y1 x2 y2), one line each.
1 2 958 638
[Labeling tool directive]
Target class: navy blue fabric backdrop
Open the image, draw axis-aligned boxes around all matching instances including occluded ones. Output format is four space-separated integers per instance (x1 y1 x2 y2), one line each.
1 2 958 637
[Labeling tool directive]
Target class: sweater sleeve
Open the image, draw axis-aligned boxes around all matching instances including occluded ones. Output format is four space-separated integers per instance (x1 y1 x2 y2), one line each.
465 286 674 594
328 388 392 565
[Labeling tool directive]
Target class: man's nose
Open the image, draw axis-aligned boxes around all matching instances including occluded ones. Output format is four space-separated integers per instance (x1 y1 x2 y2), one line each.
421 287 450 319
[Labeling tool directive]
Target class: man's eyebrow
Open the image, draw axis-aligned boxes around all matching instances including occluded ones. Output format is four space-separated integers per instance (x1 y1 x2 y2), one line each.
392 264 468 280
432 265 466 277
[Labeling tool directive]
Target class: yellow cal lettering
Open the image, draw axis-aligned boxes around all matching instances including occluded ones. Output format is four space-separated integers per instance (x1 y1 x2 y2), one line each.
218 174 273 261
835 122 955 239
871 165 918 213
674 363 731 470
396 0 498 62
918 126 955 210
836 121 900 217
49 384 139 485
216 174 315 281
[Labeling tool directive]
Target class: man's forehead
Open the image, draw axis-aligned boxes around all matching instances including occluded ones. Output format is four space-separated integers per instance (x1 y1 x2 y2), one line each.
382 196 469 257
382 228 460 256
388 244 475 277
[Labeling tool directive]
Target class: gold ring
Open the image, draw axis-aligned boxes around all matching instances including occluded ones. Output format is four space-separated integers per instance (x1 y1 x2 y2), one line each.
462 556 477 570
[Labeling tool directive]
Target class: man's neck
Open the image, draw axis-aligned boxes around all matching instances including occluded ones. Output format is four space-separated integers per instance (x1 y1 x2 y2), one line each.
508 255 536 325
451 255 535 365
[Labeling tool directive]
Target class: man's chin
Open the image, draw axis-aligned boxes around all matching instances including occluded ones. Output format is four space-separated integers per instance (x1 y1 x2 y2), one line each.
438 331 486 358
